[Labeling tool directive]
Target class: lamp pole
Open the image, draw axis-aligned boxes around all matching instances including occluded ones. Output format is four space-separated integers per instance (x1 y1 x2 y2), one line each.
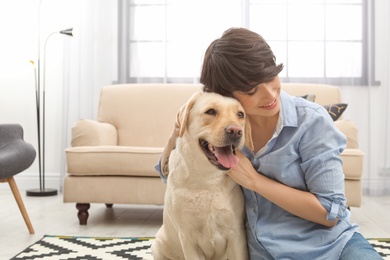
27 28 73 197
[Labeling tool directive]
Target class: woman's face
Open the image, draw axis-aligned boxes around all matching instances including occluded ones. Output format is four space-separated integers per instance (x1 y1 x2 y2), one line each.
232 76 281 118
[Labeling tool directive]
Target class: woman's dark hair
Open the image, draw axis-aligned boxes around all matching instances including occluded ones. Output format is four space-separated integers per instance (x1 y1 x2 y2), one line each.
200 27 284 97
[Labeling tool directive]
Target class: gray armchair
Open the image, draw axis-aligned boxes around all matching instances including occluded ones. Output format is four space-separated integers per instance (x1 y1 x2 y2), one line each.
0 124 36 234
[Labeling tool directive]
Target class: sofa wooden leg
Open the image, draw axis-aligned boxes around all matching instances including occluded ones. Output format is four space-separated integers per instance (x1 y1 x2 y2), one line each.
76 203 90 225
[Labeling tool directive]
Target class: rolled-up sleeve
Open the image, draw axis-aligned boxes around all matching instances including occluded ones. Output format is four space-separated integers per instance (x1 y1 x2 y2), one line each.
299 107 348 220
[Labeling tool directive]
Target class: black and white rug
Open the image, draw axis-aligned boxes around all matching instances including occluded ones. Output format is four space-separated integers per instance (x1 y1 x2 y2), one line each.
12 235 390 260
11 236 154 260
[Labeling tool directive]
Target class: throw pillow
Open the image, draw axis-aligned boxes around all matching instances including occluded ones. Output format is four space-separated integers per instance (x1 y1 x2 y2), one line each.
299 94 348 121
301 94 316 102
323 103 348 121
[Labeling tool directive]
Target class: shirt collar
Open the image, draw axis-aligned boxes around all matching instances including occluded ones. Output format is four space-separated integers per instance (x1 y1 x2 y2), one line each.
280 91 298 128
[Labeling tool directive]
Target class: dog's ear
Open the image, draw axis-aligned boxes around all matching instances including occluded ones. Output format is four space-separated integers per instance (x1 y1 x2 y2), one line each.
177 92 202 137
244 117 254 151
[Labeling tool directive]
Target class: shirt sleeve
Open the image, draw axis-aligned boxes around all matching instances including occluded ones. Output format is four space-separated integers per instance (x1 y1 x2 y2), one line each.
155 160 168 183
299 106 348 221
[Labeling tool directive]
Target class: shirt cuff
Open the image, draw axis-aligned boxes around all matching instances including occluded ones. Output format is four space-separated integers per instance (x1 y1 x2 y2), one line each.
327 197 341 221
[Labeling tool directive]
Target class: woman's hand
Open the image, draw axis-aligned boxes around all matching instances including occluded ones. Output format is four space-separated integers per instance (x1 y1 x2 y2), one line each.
227 151 258 190
228 151 338 228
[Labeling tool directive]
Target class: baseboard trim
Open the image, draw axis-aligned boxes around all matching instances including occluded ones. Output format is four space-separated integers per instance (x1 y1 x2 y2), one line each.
0 173 62 192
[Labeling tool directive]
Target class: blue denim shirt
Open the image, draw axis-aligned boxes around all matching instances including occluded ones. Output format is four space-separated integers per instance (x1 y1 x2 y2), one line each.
155 91 359 259
241 91 358 259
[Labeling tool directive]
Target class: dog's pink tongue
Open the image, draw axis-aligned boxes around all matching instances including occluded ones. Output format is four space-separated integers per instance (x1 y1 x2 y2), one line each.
214 146 239 168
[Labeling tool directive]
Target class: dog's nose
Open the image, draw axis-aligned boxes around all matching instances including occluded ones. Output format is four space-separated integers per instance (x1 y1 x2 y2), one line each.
225 125 243 140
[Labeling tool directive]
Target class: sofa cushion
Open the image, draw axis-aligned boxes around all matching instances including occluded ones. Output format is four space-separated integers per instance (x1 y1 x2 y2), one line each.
66 146 163 177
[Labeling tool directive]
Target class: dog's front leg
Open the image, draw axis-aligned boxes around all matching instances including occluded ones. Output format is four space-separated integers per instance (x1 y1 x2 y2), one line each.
226 232 249 260
179 234 207 260
152 228 170 260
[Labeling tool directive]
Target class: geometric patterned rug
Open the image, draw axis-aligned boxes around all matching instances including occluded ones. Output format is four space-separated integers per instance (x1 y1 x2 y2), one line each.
11 236 154 260
369 238 390 259
11 235 390 260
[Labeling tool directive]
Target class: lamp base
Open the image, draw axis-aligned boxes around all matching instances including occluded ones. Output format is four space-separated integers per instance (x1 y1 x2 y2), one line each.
26 188 58 197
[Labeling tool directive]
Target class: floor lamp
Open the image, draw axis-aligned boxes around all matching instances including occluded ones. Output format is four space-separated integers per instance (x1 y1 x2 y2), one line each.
26 28 73 197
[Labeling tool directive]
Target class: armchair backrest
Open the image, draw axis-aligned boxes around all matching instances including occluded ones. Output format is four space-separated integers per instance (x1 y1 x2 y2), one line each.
97 84 202 147
0 124 23 147
281 83 342 106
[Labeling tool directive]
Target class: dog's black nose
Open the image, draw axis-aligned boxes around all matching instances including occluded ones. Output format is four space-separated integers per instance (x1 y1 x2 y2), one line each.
225 125 243 140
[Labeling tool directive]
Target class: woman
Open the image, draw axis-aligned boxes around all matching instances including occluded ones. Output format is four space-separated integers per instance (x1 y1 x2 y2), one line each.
157 28 381 259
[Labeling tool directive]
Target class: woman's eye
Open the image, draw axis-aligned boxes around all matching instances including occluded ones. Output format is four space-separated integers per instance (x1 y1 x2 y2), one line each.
247 88 257 96
205 108 217 115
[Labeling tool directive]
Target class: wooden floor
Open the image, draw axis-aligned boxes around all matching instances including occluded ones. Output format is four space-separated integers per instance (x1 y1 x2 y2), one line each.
1 190 390 259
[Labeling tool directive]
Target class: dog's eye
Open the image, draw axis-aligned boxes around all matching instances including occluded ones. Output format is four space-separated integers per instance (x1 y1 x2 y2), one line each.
205 109 217 116
238 111 245 118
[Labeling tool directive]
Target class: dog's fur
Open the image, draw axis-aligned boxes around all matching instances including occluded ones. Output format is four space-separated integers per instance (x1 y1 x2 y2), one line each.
152 92 251 260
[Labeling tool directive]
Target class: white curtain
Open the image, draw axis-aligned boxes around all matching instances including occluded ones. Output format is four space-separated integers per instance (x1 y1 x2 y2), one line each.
337 0 390 196
362 0 390 195
59 0 118 190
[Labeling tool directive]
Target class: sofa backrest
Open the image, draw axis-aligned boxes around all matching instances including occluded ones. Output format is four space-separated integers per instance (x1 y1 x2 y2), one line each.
281 83 342 106
97 83 202 147
97 83 343 147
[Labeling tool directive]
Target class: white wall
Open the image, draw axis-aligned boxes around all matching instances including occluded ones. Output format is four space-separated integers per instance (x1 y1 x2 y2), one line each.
1 0 389 195
0 0 77 192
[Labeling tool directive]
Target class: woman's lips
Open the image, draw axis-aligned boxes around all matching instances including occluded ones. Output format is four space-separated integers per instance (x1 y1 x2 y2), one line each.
259 99 277 110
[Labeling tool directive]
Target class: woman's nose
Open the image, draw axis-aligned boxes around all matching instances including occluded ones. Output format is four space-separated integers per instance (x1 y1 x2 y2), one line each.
258 83 274 97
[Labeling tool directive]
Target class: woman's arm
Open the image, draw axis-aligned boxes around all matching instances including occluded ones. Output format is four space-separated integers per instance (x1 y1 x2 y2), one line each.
160 125 180 177
228 151 338 228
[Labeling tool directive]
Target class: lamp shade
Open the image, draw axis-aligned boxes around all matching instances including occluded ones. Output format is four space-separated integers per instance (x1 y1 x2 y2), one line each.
59 28 73 37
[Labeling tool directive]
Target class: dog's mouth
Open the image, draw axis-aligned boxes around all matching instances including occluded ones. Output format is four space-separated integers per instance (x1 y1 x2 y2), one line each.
199 139 239 171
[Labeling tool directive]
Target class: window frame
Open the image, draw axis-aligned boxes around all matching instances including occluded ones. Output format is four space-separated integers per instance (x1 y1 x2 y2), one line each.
117 0 375 86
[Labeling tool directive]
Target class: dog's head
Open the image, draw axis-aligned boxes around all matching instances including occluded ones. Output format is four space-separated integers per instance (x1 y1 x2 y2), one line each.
176 92 253 171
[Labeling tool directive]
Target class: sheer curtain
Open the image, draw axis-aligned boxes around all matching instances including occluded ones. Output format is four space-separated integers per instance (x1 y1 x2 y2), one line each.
59 0 118 190
336 0 390 196
363 0 390 195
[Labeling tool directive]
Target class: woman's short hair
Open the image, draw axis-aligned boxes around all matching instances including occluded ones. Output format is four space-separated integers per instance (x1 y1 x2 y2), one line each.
200 27 284 97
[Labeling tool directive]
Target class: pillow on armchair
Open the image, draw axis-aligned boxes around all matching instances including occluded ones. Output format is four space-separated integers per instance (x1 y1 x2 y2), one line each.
301 94 348 121
323 103 348 121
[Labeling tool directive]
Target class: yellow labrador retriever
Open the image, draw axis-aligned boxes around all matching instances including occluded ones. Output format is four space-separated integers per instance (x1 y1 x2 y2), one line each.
152 92 251 260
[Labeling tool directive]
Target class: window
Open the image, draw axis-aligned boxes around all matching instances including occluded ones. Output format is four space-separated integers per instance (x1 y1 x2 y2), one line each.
118 0 373 85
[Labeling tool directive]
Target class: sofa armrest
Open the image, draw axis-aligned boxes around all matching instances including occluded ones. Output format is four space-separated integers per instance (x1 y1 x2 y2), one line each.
71 119 118 147
334 120 359 149
341 148 364 180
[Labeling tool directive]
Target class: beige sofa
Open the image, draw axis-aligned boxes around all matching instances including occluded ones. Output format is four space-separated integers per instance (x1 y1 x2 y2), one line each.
64 83 363 225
